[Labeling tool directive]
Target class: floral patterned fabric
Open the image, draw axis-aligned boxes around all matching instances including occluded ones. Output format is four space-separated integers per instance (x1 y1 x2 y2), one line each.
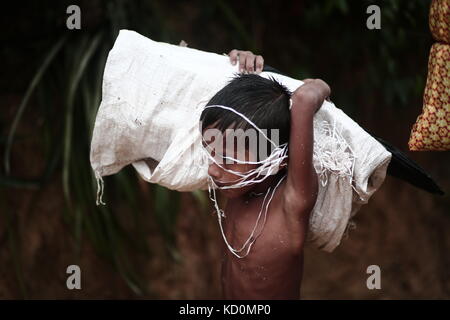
430 0 450 43
409 0 450 151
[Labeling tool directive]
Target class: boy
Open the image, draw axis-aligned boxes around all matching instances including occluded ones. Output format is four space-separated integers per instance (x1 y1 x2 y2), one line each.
200 50 330 299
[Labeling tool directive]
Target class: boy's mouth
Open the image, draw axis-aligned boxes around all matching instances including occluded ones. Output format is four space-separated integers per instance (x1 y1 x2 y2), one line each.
212 179 236 189
213 180 227 188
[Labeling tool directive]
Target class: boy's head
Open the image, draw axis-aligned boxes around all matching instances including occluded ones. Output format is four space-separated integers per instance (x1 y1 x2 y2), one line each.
200 74 291 198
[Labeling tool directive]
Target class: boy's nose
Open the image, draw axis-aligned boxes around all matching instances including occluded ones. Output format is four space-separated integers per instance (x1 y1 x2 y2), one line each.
208 163 222 180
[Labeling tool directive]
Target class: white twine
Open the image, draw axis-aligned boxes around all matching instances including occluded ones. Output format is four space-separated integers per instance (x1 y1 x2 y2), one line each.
95 171 106 206
312 117 357 192
201 105 289 188
200 104 357 258
201 104 290 258
208 173 286 259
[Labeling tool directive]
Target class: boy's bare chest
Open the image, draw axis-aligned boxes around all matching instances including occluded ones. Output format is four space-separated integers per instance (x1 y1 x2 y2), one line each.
220 195 303 299
222 195 295 259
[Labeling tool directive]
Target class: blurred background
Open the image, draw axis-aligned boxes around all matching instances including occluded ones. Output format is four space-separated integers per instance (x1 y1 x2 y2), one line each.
1 0 449 299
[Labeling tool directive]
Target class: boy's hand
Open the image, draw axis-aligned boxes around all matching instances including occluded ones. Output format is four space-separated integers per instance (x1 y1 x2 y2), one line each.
292 78 331 114
228 49 264 74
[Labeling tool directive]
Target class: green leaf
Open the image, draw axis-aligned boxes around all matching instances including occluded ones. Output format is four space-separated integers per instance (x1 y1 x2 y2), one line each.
62 33 102 205
4 36 67 175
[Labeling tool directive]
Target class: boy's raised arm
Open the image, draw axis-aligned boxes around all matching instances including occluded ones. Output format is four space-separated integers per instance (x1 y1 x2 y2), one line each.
282 79 330 234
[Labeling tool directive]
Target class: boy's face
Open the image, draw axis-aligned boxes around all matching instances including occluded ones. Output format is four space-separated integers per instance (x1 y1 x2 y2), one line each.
202 127 259 199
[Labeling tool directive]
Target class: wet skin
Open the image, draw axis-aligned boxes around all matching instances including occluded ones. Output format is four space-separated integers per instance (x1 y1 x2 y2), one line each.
204 78 330 299
206 141 315 300
217 171 308 300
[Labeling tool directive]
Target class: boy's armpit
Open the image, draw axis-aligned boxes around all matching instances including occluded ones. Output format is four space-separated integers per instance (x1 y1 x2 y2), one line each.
282 166 318 217
281 178 317 242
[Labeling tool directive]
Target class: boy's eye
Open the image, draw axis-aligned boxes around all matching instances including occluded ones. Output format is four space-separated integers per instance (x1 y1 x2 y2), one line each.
206 148 226 164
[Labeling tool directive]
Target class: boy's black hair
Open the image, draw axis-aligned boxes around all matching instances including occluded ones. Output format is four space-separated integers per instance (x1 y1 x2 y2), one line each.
200 74 292 155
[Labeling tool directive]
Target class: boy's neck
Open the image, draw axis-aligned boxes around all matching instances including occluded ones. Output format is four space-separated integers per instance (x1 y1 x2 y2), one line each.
243 169 287 198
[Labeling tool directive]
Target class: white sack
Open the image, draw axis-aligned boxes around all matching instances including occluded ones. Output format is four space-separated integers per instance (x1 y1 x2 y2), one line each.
90 30 392 252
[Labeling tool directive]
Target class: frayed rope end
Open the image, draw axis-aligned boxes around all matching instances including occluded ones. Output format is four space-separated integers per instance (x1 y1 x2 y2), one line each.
95 171 106 206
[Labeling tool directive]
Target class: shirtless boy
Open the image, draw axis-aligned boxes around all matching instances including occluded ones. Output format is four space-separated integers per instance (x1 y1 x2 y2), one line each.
200 50 330 299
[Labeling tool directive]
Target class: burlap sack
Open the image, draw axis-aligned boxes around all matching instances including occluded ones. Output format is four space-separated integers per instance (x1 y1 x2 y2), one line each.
90 30 392 252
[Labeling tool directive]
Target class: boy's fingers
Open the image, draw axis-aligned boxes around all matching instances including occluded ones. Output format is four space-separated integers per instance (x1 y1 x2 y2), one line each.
239 52 247 73
228 49 238 65
245 54 255 73
255 55 264 73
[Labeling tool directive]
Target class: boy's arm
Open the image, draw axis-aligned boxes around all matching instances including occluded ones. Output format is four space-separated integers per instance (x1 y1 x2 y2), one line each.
282 79 330 241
